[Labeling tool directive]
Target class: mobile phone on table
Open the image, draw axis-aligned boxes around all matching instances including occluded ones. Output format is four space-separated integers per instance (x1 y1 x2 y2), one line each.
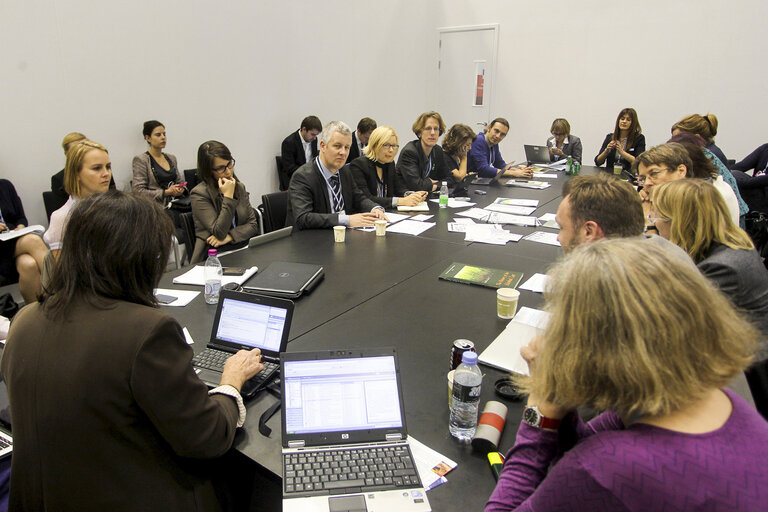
223 267 247 276
155 293 178 304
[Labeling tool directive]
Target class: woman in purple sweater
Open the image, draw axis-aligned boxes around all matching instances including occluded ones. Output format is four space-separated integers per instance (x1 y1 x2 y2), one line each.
486 238 768 512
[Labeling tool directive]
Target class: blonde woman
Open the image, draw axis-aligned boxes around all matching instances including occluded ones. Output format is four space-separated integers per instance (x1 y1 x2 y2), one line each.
348 126 425 208
650 179 768 346
486 238 768 511
44 140 112 257
546 118 582 164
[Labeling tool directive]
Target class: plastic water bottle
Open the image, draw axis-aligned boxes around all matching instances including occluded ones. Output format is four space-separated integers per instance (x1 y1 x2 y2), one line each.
204 249 222 304
439 181 449 208
566 155 573 175
449 351 482 441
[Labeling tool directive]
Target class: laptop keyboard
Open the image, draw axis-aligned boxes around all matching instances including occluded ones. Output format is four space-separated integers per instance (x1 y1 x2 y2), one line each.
283 445 421 495
193 348 277 386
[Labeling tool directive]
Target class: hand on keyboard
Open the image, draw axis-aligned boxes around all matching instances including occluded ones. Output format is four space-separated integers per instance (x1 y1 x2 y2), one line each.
219 348 264 392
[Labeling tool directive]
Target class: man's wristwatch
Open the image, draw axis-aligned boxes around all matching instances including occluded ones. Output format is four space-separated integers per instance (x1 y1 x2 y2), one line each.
522 405 562 430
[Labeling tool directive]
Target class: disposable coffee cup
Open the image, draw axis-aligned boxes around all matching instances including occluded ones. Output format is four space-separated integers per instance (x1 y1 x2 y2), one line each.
333 225 346 243
447 370 455 409
496 288 520 319
375 219 387 237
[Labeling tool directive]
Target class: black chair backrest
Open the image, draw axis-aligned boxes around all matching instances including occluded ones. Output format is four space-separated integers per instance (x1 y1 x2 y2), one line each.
261 191 289 233
276 156 289 191
179 212 196 265
42 191 67 223
184 169 201 191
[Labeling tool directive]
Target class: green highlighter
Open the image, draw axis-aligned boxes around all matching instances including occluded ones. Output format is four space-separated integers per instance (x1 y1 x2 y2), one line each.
487 451 505 481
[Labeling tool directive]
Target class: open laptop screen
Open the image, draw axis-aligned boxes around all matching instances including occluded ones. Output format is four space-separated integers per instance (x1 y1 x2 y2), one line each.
283 355 404 435
214 296 288 352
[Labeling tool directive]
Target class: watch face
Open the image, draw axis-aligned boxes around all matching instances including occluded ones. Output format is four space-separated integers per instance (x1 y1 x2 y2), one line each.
523 407 539 426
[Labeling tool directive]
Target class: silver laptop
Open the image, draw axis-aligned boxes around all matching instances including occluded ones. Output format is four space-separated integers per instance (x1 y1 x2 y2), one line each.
524 144 551 165
280 348 431 512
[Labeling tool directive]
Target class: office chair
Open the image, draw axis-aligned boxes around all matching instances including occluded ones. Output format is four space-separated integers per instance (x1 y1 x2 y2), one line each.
179 212 197 265
184 169 201 191
42 191 67 223
261 191 288 233
276 156 289 191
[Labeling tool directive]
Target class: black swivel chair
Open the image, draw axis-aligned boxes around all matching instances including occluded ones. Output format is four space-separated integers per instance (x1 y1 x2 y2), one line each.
261 191 289 233
276 156 290 191
184 169 201 191
179 212 197 265
42 191 67 223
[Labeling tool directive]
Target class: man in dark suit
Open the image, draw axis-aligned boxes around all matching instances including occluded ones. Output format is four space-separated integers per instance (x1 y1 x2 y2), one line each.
279 116 322 190
345 117 377 164
286 121 387 230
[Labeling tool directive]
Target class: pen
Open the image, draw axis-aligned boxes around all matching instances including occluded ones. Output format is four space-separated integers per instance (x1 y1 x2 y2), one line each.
488 451 504 481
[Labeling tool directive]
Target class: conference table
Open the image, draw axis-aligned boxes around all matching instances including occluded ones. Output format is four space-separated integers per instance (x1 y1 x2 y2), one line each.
159 165 601 510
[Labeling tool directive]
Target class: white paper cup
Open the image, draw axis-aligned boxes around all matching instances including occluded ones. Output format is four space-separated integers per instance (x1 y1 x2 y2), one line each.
447 370 455 409
375 219 387 237
333 225 346 243
497 288 520 319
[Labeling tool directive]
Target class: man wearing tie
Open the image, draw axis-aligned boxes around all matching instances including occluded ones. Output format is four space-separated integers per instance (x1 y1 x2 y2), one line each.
286 121 387 230
345 117 377 164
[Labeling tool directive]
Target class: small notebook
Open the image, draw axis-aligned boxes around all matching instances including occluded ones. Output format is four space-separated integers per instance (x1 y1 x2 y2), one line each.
438 261 523 289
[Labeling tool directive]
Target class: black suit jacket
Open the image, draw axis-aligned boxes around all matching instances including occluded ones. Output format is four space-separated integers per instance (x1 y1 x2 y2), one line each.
0 179 28 228
280 131 319 181
345 132 363 165
348 156 403 208
595 133 646 171
286 160 379 230
395 140 450 192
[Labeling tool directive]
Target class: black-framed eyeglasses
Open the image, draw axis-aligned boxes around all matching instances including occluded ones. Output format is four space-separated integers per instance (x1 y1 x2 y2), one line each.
382 144 399 150
212 159 235 174
637 168 668 185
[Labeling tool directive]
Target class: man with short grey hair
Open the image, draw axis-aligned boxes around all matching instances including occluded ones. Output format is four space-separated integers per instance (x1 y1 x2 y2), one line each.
286 121 387 230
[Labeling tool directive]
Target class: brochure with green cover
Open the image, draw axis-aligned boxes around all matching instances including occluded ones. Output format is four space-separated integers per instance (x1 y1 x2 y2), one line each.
438 262 523 289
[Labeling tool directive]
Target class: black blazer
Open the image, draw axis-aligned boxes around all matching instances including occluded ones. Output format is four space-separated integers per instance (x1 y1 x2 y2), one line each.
345 132 362 165
0 179 27 229
286 160 379 230
348 156 403 208
280 131 319 181
395 140 450 192
595 133 646 171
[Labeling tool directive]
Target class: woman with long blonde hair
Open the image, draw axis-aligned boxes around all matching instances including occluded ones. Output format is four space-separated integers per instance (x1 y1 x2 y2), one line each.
486 238 768 511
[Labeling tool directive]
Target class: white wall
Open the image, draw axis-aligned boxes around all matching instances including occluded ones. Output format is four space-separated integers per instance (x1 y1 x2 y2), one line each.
2 0 766 225
433 0 768 167
0 0 433 225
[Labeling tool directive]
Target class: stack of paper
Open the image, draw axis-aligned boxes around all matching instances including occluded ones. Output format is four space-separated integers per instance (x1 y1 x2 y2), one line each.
478 307 551 375
522 231 561 246
172 265 259 286
407 436 457 491
456 208 538 227
463 224 522 245
386 219 435 236
428 198 475 208
0 225 44 242
397 202 430 212
538 213 559 229
519 273 549 293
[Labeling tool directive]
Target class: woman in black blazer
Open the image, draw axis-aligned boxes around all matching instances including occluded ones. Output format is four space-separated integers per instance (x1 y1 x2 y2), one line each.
349 126 426 208
595 108 646 172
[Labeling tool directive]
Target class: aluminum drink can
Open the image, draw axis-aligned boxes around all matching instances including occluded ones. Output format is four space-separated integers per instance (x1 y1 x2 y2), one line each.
450 339 476 370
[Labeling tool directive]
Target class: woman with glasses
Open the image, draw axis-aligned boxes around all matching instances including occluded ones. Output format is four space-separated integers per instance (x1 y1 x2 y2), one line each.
190 141 259 263
485 237 768 511
635 143 739 227
594 108 645 172
349 126 425 208
441 123 477 183
546 118 582 164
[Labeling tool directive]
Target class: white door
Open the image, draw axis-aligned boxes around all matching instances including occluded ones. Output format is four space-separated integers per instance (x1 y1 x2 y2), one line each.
436 24 499 133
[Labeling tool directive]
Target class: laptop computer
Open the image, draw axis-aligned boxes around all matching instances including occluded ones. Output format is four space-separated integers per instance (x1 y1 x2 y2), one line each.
248 226 292 248
523 145 552 165
471 171 503 186
0 373 13 459
280 348 431 512
192 289 294 399
243 262 324 299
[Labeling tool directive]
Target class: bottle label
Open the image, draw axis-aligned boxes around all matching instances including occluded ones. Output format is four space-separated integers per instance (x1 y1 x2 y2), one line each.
452 382 481 403
205 281 221 295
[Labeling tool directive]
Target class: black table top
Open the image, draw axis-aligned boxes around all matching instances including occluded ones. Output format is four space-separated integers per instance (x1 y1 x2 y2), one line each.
159 167 596 509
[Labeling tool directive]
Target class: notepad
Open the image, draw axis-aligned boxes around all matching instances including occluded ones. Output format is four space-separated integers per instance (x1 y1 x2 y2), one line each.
478 307 551 375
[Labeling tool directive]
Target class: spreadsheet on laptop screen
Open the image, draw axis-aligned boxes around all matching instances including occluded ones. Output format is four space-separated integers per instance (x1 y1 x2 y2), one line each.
283 356 404 434
215 297 287 352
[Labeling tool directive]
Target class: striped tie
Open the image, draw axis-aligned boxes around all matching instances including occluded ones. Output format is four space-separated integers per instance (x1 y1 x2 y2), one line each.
329 175 344 213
